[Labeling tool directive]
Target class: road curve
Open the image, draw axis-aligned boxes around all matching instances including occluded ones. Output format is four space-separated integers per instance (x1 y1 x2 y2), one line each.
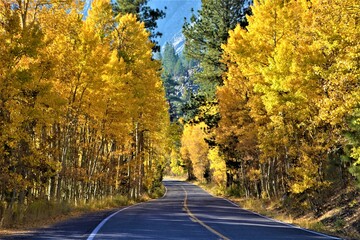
88 180 340 240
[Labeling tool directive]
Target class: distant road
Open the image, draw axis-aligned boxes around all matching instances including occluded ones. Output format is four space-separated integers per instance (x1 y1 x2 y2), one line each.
88 180 340 240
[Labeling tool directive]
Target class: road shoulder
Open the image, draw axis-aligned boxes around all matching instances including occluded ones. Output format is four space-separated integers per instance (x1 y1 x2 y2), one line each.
0 208 118 240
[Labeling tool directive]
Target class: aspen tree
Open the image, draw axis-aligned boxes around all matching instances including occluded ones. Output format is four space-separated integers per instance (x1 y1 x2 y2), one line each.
181 123 210 182
219 0 359 202
0 0 59 209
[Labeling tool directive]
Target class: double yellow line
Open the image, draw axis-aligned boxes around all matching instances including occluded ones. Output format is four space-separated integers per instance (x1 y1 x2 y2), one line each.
181 186 230 240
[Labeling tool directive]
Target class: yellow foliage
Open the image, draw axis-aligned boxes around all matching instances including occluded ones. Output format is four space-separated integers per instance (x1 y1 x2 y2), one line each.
181 123 209 182
169 149 185 176
219 0 360 196
208 147 226 186
290 154 319 194
0 0 170 216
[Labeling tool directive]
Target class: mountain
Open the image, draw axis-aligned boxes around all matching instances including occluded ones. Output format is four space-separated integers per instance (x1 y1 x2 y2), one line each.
147 0 201 53
169 31 185 55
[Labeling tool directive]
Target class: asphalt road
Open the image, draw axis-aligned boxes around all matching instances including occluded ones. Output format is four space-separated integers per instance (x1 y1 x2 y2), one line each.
1 180 341 240
88 180 340 240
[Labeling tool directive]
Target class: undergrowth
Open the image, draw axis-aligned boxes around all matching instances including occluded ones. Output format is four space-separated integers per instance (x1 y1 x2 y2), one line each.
195 181 358 240
0 185 165 229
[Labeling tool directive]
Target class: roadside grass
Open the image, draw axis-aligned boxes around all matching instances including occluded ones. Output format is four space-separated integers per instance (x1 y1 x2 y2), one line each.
194 181 359 240
0 185 165 232
232 198 360 240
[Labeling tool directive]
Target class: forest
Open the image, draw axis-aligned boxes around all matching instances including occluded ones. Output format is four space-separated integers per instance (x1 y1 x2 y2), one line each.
176 0 359 196
0 0 169 226
0 0 359 236
166 0 359 235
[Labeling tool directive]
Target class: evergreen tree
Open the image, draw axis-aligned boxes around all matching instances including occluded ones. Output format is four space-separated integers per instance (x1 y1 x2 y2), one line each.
161 43 198 122
162 42 178 74
174 58 186 77
183 0 250 95
181 0 251 161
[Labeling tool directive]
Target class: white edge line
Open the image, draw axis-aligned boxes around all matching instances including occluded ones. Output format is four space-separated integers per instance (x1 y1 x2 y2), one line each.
161 185 168 199
87 185 169 240
187 181 341 240
222 198 342 240
86 204 137 240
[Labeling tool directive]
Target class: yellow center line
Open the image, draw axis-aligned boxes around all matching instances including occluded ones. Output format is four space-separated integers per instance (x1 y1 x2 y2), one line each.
181 186 230 240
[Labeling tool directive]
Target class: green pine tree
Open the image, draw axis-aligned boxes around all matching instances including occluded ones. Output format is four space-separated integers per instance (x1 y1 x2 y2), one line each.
162 42 178 74
183 0 250 96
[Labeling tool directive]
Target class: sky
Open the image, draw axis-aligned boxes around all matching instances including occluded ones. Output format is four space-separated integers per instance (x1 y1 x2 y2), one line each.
147 0 201 48
83 0 201 49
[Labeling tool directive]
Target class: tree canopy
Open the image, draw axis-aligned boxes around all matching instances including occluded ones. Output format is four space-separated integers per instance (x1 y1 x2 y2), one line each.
0 0 169 226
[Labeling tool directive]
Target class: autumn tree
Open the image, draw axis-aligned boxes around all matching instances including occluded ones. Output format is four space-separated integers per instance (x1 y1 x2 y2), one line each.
218 0 360 205
181 123 210 182
112 0 165 52
346 107 360 187
0 0 170 226
208 147 226 188
0 0 61 212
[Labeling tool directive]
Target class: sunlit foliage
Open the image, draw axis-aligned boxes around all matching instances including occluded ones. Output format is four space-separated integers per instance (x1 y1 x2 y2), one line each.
216 0 359 204
0 0 169 225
